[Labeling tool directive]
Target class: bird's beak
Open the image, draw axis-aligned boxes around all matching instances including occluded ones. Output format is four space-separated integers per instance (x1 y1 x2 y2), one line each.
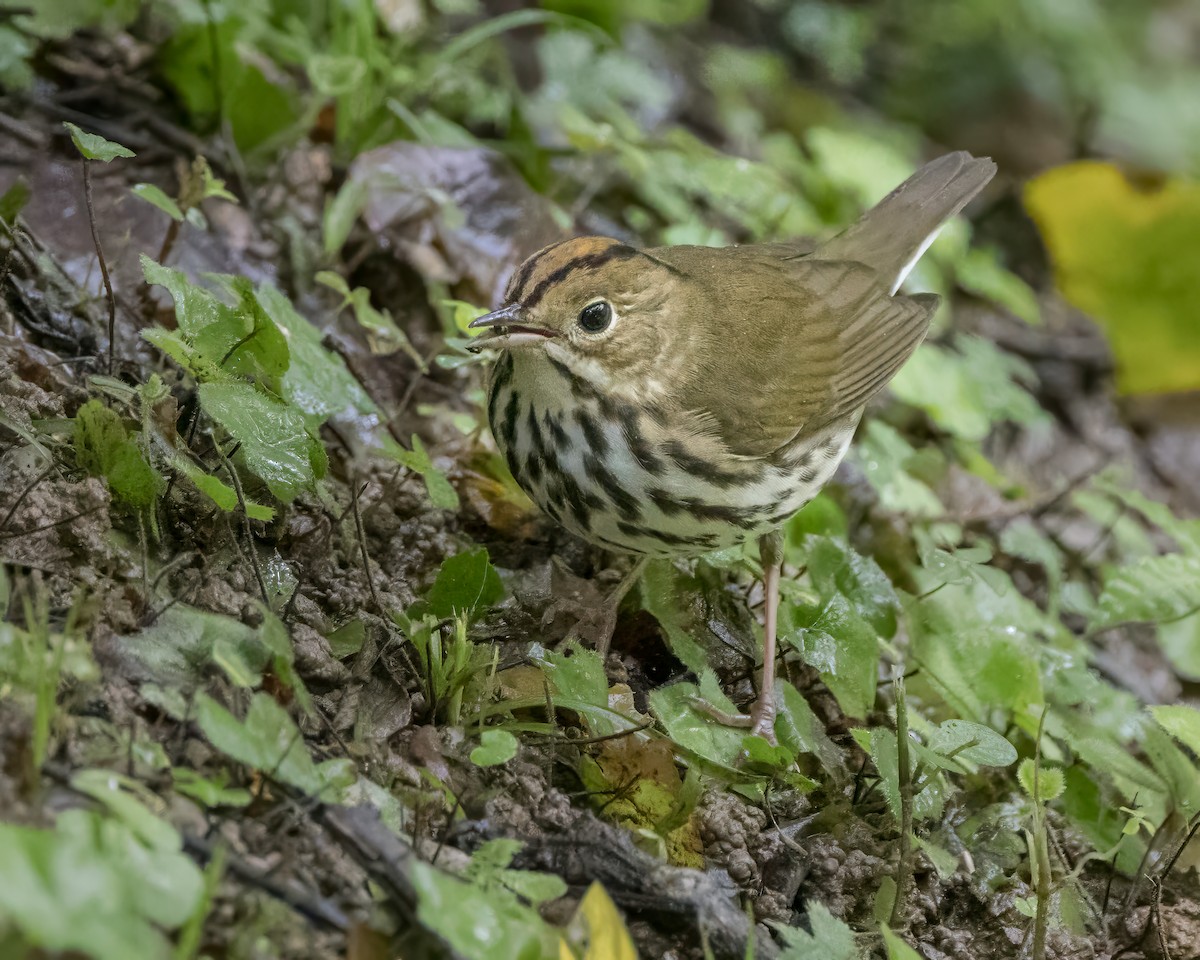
466 304 557 353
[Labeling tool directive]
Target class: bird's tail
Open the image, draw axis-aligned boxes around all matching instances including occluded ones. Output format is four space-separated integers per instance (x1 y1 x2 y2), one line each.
817 151 997 294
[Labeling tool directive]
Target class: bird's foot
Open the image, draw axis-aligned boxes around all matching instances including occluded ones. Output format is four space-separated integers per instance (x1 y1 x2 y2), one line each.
691 690 778 746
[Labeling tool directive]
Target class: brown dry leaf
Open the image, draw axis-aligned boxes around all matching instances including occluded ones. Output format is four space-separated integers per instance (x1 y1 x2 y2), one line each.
458 450 540 539
345 143 565 305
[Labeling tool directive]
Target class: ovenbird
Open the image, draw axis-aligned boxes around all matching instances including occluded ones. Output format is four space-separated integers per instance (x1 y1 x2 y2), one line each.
469 152 996 742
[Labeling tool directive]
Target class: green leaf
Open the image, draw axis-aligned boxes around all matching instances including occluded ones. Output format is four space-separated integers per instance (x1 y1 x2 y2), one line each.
1149 704 1200 756
1000 520 1064 592
323 177 369 255
639 559 710 674
63 121 135 161
781 593 878 720
851 420 943 518
409 859 561 960
385 434 460 510
1026 161 1200 394
537 643 616 733
0 177 30 223
0 809 203 960
308 53 367 97
198 382 315 501
159 20 299 153
195 692 351 800
116 603 285 695
73 399 163 509
130 183 184 221
869 727 901 820
956 246 1041 324
776 900 859 960
314 270 353 302
1160 612 1200 681
775 682 845 775
254 284 378 427
142 258 288 386
650 675 750 772
1093 554 1200 628
1017 758 1066 803
927 719 1017 768
470 729 519 767
881 924 924 960
171 455 275 520
196 275 291 389
890 336 1046 441
422 547 504 620
172 768 252 808
805 536 900 638
783 493 848 546
327 619 366 659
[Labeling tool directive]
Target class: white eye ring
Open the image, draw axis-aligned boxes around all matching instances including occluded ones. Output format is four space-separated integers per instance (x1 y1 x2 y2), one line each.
576 299 616 336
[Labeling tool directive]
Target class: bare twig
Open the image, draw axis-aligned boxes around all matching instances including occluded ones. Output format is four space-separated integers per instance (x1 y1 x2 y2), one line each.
350 473 383 616
0 504 106 541
80 159 117 375
183 832 348 932
0 462 57 536
890 674 914 929
213 441 269 604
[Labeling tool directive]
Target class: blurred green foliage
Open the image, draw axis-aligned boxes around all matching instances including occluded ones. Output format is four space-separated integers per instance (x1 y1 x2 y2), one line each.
2 1 1200 959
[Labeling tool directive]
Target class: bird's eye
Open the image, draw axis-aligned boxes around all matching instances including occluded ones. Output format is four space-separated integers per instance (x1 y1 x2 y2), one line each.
577 301 613 334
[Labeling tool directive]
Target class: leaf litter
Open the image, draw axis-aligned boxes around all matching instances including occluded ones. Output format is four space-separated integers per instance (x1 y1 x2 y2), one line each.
1 8 1200 960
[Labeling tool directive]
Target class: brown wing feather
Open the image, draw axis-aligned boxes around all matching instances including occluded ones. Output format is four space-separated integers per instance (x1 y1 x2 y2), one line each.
649 246 936 458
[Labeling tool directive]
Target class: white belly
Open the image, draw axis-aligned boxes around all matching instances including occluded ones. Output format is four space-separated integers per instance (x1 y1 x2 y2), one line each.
487 352 854 556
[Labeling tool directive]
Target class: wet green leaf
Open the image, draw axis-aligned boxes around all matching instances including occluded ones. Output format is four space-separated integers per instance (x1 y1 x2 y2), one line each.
805 535 900 638
1093 554 1200 628
198 381 315 500
422 547 504 621
410 859 562 960
470 729 519 766
776 900 859 960
258 285 378 427
927 719 1017 768
649 675 748 772
1149 704 1200 756
781 593 878 720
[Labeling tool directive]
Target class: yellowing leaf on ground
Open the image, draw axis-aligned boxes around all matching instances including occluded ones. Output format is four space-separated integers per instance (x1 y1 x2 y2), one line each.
561 882 638 960
1025 162 1200 395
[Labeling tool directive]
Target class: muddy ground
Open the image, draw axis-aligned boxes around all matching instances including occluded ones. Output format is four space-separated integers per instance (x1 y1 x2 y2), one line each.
2 26 1199 960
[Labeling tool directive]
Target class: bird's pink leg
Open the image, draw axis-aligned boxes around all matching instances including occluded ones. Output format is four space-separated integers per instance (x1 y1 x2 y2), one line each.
691 532 781 745
747 532 781 744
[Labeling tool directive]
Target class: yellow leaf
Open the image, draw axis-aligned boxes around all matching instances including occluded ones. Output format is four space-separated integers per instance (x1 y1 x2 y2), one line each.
574 882 638 960
1024 161 1200 395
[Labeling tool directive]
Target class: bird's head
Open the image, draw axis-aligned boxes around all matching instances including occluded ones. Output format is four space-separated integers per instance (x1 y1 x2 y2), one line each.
468 237 690 390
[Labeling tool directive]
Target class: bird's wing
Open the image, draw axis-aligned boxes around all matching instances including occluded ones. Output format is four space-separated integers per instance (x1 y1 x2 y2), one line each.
656 246 937 459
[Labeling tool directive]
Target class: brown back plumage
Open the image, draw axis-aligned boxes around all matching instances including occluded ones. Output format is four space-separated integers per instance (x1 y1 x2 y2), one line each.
652 152 996 458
